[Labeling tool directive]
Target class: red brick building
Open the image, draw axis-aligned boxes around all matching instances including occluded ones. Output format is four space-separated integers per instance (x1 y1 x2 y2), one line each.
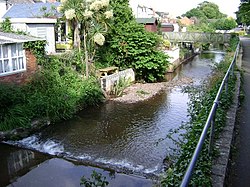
136 18 158 32
0 31 45 85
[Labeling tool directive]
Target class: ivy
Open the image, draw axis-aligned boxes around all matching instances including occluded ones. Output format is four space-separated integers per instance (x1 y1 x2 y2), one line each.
23 40 47 63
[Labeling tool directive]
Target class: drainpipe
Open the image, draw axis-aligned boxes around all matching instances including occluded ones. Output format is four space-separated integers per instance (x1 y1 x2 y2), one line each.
5 0 8 10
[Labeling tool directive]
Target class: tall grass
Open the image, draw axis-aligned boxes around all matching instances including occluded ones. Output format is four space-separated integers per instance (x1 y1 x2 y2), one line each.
0 54 104 131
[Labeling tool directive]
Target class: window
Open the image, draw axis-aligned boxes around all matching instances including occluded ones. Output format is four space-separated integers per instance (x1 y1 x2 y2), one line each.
0 43 26 76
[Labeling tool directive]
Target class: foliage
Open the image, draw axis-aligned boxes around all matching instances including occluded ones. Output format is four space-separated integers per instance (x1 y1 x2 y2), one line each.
23 40 47 62
80 170 109 187
58 0 113 78
0 17 12 32
161 46 238 186
236 1 250 25
0 55 104 131
226 34 240 52
184 1 234 33
212 17 237 30
183 1 226 19
111 77 132 97
97 0 169 82
187 20 215 32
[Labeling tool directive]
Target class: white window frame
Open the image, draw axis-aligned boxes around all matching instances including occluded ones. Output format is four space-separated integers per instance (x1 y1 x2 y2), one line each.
0 43 26 77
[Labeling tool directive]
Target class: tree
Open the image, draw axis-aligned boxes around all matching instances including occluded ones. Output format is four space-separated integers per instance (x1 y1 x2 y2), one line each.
212 17 237 30
183 1 226 19
97 0 169 82
58 0 113 78
236 1 250 25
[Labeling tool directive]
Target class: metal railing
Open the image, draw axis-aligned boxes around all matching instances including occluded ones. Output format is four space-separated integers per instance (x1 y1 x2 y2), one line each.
180 43 240 187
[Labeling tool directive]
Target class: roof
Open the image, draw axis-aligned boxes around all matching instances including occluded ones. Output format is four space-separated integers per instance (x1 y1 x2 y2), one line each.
7 0 35 4
3 2 61 18
136 18 158 24
0 31 45 44
161 23 174 28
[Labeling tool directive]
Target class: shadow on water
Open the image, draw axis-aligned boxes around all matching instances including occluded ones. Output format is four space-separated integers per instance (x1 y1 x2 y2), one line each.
1 52 225 186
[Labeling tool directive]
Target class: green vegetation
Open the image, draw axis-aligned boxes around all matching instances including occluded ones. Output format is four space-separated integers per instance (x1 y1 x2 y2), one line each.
98 0 169 82
0 17 12 32
236 0 250 26
161 43 239 186
111 77 132 97
0 0 171 131
80 170 109 187
183 1 237 32
0 49 104 131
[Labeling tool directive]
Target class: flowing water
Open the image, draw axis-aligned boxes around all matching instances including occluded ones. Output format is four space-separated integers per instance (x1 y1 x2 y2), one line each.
0 52 224 187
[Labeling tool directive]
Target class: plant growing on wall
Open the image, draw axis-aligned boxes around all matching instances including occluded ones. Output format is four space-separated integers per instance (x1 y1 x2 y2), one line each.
58 0 113 78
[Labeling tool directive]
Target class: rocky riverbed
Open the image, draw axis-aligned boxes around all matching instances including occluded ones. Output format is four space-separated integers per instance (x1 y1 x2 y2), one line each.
110 77 193 103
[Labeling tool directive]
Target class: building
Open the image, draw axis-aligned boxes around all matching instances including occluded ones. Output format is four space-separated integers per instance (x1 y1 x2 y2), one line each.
1 2 60 54
136 18 158 32
0 31 45 84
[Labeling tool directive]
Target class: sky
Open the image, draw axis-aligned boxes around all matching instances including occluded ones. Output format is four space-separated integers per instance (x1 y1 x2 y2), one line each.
129 0 241 18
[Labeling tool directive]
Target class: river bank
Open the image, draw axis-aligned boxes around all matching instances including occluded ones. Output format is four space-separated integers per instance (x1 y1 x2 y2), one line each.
109 77 193 103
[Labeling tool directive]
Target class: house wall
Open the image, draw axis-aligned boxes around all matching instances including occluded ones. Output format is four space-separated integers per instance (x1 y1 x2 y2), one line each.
9 19 56 54
0 2 7 18
145 24 157 32
27 23 56 54
161 26 174 32
0 49 37 85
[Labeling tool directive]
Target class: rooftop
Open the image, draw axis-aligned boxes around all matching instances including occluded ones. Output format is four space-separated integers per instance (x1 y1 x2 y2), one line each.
3 2 61 18
136 18 158 24
0 31 44 44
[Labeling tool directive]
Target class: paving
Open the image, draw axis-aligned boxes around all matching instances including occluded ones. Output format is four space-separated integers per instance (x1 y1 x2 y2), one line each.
229 37 250 186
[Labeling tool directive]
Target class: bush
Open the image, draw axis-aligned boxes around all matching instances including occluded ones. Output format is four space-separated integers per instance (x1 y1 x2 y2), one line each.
0 55 104 131
97 0 169 83
99 21 169 82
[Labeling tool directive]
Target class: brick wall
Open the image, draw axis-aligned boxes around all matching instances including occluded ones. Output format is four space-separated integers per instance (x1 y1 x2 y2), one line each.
0 49 38 85
145 24 157 32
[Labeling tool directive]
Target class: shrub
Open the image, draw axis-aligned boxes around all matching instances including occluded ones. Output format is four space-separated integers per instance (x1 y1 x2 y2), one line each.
0 55 104 131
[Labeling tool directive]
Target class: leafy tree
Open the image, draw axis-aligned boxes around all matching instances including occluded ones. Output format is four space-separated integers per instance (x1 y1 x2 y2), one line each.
236 1 250 25
182 8 205 19
58 0 113 78
187 19 215 33
212 17 237 30
97 0 169 82
183 1 226 19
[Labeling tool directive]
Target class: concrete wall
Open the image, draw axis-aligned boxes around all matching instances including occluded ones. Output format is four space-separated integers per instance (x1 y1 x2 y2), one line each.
164 47 180 72
0 49 37 85
100 68 135 93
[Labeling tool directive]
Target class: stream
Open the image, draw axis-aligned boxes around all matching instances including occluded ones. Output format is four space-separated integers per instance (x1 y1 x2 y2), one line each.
0 52 224 187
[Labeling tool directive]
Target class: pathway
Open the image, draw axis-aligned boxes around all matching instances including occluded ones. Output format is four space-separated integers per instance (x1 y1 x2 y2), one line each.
230 37 250 186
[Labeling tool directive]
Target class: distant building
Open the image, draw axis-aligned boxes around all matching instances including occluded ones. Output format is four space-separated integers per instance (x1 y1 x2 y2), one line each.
179 16 195 26
136 18 158 32
160 23 174 32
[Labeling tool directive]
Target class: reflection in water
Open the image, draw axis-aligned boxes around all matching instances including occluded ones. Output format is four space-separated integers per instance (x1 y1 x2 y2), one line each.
8 150 35 176
0 143 153 187
2 52 225 186
0 143 48 187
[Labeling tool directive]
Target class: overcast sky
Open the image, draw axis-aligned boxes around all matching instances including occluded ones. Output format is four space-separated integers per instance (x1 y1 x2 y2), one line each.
129 0 241 18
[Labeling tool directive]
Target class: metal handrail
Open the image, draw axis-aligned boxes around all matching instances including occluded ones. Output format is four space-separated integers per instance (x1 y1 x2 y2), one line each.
180 43 240 187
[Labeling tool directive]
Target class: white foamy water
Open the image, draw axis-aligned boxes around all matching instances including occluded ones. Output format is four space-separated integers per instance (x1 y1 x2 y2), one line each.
6 135 64 155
